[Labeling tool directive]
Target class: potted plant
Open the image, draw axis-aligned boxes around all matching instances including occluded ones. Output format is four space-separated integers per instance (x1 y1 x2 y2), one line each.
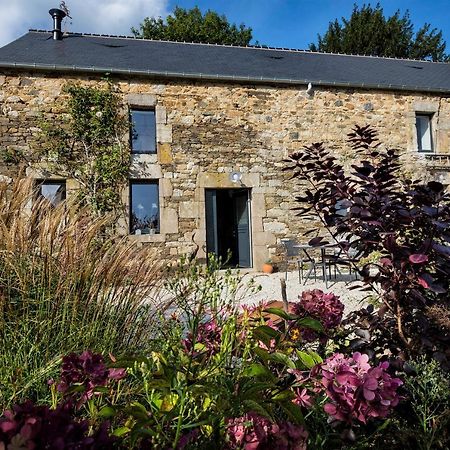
262 259 274 274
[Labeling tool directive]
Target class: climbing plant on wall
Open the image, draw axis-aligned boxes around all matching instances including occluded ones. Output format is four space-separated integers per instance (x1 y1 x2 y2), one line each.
38 80 129 214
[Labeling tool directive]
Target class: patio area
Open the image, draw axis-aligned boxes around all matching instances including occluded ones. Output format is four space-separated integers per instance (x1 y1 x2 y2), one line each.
240 270 369 315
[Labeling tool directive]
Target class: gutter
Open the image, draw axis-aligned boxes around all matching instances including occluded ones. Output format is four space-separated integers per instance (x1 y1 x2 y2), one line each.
0 61 449 94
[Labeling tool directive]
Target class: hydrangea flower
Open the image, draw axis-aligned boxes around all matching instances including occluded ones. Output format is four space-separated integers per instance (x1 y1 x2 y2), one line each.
225 412 308 450
0 400 113 449
320 352 403 424
182 319 222 357
57 351 126 403
292 290 344 341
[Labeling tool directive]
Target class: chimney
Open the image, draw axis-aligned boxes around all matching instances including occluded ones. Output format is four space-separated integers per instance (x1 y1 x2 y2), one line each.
49 8 66 40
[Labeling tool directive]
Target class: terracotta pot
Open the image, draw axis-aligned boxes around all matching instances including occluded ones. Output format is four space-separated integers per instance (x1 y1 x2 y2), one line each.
262 263 274 274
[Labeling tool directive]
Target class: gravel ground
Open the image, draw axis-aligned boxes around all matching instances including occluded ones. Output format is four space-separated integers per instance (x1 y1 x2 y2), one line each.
238 270 369 315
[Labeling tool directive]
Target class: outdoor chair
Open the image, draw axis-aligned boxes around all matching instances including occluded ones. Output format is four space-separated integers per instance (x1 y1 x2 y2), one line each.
280 238 317 283
322 239 360 286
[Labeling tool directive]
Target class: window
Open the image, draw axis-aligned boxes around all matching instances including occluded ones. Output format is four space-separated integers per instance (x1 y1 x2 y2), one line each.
130 181 160 235
130 109 156 153
37 180 66 206
415 114 433 152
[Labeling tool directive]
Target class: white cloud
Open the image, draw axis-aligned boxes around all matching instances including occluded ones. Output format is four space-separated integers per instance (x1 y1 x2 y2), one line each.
0 0 169 48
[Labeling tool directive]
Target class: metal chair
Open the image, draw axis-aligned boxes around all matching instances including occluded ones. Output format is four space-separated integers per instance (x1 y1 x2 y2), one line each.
280 239 317 283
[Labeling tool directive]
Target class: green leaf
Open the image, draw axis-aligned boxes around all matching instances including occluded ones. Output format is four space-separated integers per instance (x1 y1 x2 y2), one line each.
113 426 131 437
253 325 281 339
242 400 274 420
296 317 324 332
272 390 296 401
263 307 298 321
242 363 276 380
280 401 305 425
98 406 116 418
267 352 296 369
296 351 316 369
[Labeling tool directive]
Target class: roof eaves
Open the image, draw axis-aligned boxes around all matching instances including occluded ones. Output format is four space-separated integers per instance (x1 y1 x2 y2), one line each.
0 61 449 94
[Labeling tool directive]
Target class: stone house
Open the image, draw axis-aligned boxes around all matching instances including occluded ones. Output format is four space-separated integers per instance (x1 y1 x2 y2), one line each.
0 11 450 270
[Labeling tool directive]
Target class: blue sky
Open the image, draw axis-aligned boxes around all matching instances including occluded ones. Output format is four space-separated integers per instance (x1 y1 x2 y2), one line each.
169 0 450 50
0 0 449 52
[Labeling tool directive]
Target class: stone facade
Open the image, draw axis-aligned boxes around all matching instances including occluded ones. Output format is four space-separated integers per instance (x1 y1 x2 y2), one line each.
1 70 450 269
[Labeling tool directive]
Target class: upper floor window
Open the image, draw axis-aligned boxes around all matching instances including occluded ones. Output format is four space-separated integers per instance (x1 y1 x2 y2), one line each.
130 109 156 154
415 113 434 152
37 180 66 206
130 180 160 235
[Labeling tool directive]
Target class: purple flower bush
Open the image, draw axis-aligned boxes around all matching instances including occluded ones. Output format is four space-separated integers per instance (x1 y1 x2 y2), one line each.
0 400 113 449
319 352 403 424
57 351 126 404
292 290 344 341
225 412 308 450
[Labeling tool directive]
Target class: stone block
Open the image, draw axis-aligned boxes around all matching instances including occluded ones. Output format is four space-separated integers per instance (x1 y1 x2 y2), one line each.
179 201 198 219
126 93 156 107
161 207 178 233
158 143 173 164
157 124 173 143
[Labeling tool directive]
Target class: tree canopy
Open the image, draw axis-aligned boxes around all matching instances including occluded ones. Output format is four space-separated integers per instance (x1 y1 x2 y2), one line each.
132 6 253 46
309 3 448 62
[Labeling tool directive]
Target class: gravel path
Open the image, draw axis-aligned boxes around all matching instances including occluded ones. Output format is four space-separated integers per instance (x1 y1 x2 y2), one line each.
238 271 369 315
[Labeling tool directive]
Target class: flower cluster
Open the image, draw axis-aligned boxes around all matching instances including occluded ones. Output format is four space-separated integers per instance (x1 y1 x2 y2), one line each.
292 290 344 341
182 319 222 357
320 352 403 424
225 412 308 450
0 400 113 449
57 351 126 403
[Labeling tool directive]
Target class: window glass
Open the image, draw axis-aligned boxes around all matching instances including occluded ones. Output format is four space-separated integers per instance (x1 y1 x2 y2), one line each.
37 181 66 206
130 181 159 234
416 114 433 152
130 109 156 153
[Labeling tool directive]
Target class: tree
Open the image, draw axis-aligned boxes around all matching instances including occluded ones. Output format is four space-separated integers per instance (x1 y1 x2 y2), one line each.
309 3 448 62
285 125 450 367
132 6 252 46
38 82 130 214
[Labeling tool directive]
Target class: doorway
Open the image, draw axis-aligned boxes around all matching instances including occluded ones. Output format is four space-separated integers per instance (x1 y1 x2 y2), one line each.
205 188 252 268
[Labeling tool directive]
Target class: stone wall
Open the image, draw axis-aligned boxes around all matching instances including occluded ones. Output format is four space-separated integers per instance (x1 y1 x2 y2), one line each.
1 70 450 269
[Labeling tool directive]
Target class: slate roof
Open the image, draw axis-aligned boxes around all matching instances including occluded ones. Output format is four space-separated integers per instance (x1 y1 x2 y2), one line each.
0 30 449 93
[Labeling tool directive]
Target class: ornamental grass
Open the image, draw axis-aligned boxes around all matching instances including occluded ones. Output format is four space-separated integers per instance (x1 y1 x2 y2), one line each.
0 177 163 407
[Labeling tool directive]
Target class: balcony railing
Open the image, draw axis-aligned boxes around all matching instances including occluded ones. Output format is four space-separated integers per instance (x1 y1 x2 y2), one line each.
424 154 450 170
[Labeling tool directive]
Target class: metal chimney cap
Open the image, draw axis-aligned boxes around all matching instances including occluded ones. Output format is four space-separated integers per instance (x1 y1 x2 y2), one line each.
49 8 67 19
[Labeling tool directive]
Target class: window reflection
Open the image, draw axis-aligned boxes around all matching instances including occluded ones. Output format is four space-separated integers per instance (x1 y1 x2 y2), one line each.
130 181 159 234
37 181 66 206
130 109 156 154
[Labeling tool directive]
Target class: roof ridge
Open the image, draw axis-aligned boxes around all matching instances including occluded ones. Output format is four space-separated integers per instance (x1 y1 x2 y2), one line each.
27 29 448 65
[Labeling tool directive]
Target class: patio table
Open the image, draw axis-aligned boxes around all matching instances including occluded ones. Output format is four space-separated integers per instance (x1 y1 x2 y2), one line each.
294 242 340 286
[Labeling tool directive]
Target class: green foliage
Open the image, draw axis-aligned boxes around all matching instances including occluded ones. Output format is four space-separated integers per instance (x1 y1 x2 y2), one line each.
402 357 450 449
38 81 129 214
309 3 448 61
132 6 253 46
0 178 162 408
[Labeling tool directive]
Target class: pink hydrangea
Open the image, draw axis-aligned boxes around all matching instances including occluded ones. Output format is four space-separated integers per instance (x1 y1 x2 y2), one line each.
292 290 344 341
320 352 403 424
225 412 308 450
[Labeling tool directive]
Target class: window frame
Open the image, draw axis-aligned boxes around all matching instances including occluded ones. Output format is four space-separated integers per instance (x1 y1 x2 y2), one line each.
415 113 434 153
129 108 157 154
129 180 160 235
35 179 67 207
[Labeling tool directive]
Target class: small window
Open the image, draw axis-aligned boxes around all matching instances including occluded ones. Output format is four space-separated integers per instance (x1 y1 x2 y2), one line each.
130 109 156 154
130 181 160 235
37 180 66 206
415 114 433 152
